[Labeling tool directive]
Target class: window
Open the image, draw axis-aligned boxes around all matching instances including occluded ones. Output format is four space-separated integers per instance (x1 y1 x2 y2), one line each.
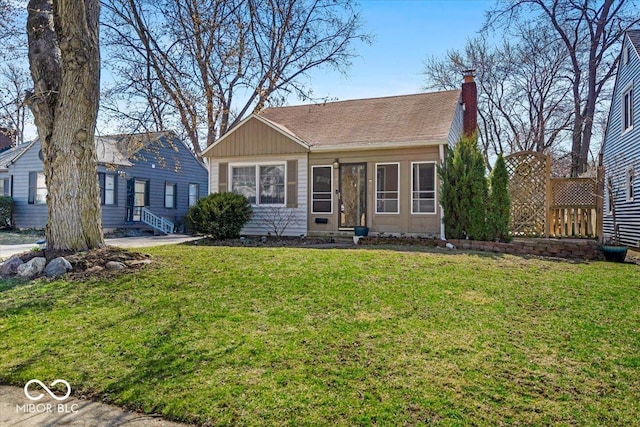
623 86 633 132
0 177 9 196
627 168 635 201
312 166 332 213
188 183 199 207
98 173 117 205
230 163 286 205
376 163 399 214
623 45 629 65
412 162 436 214
165 182 177 208
259 165 285 204
231 166 256 204
28 172 47 204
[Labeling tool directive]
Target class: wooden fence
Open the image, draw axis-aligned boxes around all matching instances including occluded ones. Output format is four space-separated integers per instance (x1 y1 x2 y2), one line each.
506 152 603 239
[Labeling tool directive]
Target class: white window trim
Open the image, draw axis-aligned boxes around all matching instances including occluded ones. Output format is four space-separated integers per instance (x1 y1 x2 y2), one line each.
375 162 400 214
188 183 199 207
164 182 177 209
627 167 635 202
103 173 116 206
621 82 634 135
229 161 287 207
411 161 437 215
311 165 333 214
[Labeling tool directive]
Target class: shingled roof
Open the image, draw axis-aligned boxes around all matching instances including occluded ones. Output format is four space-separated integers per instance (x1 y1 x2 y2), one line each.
258 90 461 148
627 29 640 55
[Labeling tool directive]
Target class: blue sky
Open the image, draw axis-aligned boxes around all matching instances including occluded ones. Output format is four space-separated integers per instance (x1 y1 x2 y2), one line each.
299 0 493 102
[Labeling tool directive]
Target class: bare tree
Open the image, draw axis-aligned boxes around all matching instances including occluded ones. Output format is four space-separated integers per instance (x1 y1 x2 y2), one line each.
101 0 369 154
0 64 31 144
487 0 640 176
424 25 573 167
26 0 104 251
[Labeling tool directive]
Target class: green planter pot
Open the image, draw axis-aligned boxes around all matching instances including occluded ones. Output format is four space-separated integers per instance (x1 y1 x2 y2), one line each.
353 226 369 237
602 245 628 263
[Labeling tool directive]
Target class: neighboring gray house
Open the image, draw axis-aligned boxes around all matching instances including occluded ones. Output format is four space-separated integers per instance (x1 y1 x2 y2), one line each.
0 132 208 233
602 29 640 247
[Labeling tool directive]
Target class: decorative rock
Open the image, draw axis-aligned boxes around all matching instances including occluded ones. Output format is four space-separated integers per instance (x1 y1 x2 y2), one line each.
44 257 72 277
124 259 152 267
16 257 46 279
1 256 24 276
105 261 126 271
445 242 456 250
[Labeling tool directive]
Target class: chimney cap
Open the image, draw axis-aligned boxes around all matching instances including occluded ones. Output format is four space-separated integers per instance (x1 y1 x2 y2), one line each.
463 69 476 83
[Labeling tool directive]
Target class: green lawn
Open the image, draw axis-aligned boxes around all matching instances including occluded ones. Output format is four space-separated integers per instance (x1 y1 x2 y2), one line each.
0 245 638 426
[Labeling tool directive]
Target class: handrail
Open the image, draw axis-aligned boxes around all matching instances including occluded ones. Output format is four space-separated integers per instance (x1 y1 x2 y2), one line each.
141 207 174 234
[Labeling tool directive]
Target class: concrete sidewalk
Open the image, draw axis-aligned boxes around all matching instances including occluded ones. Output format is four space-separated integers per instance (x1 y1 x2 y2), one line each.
1 385 189 426
0 235 200 260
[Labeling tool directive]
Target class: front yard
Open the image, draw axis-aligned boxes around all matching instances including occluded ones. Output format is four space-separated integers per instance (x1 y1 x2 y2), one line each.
0 245 638 425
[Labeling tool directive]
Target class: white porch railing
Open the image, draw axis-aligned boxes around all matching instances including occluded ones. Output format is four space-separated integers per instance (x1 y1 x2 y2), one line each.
141 207 174 234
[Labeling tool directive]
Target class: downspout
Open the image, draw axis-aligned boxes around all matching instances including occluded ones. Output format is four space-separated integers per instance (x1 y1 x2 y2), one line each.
439 143 446 240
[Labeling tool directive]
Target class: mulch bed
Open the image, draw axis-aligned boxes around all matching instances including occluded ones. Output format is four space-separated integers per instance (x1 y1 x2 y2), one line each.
11 246 152 281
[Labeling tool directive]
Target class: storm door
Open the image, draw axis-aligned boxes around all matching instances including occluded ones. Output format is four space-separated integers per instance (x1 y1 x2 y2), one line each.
339 163 367 228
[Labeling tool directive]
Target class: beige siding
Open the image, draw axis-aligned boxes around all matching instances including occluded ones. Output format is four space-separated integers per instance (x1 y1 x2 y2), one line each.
308 146 442 236
205 117 308 158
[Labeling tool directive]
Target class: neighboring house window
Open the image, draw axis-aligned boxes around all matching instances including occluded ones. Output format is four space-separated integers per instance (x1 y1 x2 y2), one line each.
376 163 399 214
623 45 629 65
165 182 177 208
230 163 286 205
0 177 9 196
623 85 633 132
28 172 47 204
411 162 436 214
312 166 332 213
231 166 256 204
188 183 199 207
98 173 117 206
627 168 635 201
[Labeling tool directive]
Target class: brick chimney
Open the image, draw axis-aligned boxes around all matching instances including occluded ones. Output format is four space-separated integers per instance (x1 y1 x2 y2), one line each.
461 69 477 138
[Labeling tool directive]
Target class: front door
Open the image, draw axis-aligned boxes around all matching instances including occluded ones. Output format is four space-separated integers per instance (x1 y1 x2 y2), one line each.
339 163 366 228
126 179 149 222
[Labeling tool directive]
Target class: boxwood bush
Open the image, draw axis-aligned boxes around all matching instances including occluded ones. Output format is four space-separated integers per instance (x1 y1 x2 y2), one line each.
184 192 252 239
0 196 13 229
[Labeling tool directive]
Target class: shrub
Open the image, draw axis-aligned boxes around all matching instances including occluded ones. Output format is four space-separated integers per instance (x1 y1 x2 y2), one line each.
184 192 252 239
438 134 488 240
487 154 511 242
0 196 14 229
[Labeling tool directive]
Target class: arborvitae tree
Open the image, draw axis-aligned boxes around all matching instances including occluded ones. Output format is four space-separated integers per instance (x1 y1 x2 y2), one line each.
438 134 488 240
487 154 511 242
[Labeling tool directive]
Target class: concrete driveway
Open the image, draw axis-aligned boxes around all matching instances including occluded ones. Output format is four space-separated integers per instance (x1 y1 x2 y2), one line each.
0 234 200 260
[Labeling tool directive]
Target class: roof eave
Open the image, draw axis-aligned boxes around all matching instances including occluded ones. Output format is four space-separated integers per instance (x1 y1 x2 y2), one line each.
309 139 447 152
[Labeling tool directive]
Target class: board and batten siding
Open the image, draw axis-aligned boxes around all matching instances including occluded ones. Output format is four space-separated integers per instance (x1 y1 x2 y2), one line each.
8 140 48 228
602 34 640 247
209 154 308 236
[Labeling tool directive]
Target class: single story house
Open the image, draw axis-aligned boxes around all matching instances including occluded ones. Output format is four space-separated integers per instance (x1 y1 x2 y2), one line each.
202 72 478 237
0 131 208 232
601 29 640 247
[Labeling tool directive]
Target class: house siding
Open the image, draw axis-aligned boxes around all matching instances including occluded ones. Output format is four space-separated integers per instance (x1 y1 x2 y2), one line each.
447 100 464 147
308 146 442 237
124 136 208 231
209 154 308 236
602 33 640 247
4 135 207 231
9 140 48 228
207 117 308 158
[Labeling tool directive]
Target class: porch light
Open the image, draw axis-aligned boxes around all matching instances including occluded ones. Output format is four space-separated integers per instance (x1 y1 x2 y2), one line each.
333 159 340 169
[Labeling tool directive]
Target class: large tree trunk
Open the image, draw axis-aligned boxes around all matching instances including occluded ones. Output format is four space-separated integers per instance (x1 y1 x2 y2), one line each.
27 0 104 251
